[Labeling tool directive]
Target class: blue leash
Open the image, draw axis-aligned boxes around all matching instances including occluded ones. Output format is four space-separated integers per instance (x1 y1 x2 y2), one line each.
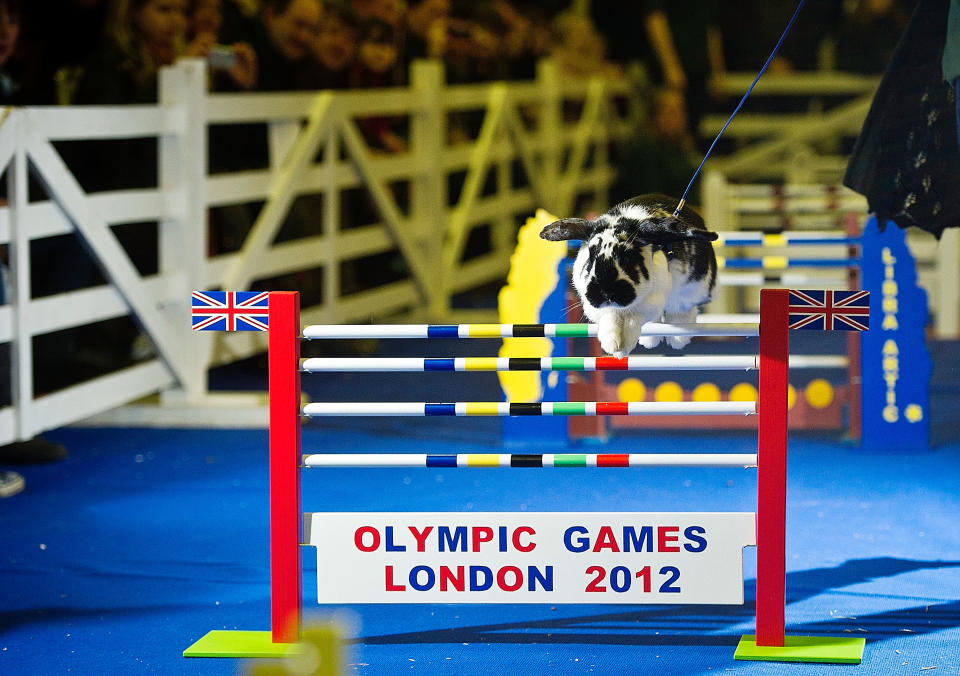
673 0 807 216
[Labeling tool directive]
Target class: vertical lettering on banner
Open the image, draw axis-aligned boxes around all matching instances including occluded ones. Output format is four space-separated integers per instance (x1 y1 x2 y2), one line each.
859 218 931 449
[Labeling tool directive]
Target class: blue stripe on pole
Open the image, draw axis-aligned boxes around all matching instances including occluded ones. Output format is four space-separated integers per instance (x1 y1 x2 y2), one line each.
718 238 763 246
724 258 859 269
426 455 458 467
427 325 459 338
792 237 861 246
724 259 765 269
425 403 456 416
790 258 862 267
424 358 456 371
720 237 861 247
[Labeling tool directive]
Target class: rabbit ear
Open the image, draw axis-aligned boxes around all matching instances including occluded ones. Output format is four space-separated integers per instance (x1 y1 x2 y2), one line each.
540 218 595 241
637 216 718 244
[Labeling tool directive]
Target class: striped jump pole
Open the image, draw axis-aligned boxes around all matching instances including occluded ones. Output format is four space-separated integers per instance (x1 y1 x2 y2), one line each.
301 401 757 417
718 272 849 287
718 257 861 269
302 452 759 468
301 355 760 372
714 231 862 247
302 322 759 340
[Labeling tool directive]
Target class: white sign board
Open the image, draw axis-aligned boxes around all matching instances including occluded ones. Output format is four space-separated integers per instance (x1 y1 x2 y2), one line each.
305 512 755 604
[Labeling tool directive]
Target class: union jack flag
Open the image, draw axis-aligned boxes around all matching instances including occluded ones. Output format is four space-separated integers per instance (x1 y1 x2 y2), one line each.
788 289 870 331
191 291 270 331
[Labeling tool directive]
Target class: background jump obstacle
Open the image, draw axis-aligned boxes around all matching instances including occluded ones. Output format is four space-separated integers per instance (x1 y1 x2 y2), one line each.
184 289 867 665
507 215 929 448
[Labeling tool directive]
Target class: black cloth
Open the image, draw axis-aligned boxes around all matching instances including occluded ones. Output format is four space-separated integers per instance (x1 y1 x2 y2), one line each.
843 0 960 238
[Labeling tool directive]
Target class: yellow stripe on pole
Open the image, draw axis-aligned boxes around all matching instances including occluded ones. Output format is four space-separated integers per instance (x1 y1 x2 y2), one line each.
764 234 787 247
463 357 499 371
467 324 504 337
716 255 727 269
762 255 789 269
467 454 500 467
464 402 500 416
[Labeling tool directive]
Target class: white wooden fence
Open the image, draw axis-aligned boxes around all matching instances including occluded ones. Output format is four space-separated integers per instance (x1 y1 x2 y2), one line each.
0 58 639 441
3 61 956 441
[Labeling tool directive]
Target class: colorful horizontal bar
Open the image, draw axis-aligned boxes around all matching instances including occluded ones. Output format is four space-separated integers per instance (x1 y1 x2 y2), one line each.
716 234 861 247
719 258 860 269
301 453 759 468
301 401 757 417
300 356 759 372
302 322 759 339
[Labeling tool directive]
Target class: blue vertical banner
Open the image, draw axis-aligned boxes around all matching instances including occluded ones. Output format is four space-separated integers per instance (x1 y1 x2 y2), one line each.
859 217 932 450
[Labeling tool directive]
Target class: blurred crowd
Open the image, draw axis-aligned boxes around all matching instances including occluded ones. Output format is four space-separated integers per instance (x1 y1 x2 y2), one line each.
0 0 915 204
0 0 912 109
0 0 916 207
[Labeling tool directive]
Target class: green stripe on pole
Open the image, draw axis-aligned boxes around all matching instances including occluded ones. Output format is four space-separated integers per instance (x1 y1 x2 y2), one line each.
551 357 585 370
552 402 587 415
554 324 591 336
554 454 587 467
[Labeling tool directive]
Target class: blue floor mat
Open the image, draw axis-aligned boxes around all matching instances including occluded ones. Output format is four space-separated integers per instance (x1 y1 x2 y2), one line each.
3 421 959 675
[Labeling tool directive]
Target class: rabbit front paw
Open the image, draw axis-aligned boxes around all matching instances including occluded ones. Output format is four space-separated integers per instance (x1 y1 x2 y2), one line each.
637 335 663 349
597 313 626 356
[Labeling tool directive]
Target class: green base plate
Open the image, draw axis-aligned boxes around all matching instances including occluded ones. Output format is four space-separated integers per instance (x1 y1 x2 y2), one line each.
183 630 301 658
735 635 865 663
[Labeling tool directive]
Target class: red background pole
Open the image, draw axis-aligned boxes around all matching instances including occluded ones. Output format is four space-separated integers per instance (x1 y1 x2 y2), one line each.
268 292 302 644
845 212 863 443
756 288 788 646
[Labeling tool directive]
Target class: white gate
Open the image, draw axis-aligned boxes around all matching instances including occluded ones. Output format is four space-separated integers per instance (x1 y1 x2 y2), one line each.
0 58 639 441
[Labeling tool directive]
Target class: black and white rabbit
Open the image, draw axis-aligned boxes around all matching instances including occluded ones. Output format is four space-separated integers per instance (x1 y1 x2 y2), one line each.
540 194 718 356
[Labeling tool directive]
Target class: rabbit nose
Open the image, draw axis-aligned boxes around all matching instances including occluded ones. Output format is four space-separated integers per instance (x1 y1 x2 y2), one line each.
586 279 636 308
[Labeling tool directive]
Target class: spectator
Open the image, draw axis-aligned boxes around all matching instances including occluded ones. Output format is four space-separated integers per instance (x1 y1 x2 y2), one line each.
352 18 408 153
251 0 322 91
0 0 68 497
206 0 320 238
351 0 401 26
844 0 960 239
463 1 508 82
309 1 357 89
74 0 254 106
403 0 450 62
0 0 22 104
550 10 620 79
229 0 323 283
194 0 259 90
492 0 531 80
187 0 258 90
